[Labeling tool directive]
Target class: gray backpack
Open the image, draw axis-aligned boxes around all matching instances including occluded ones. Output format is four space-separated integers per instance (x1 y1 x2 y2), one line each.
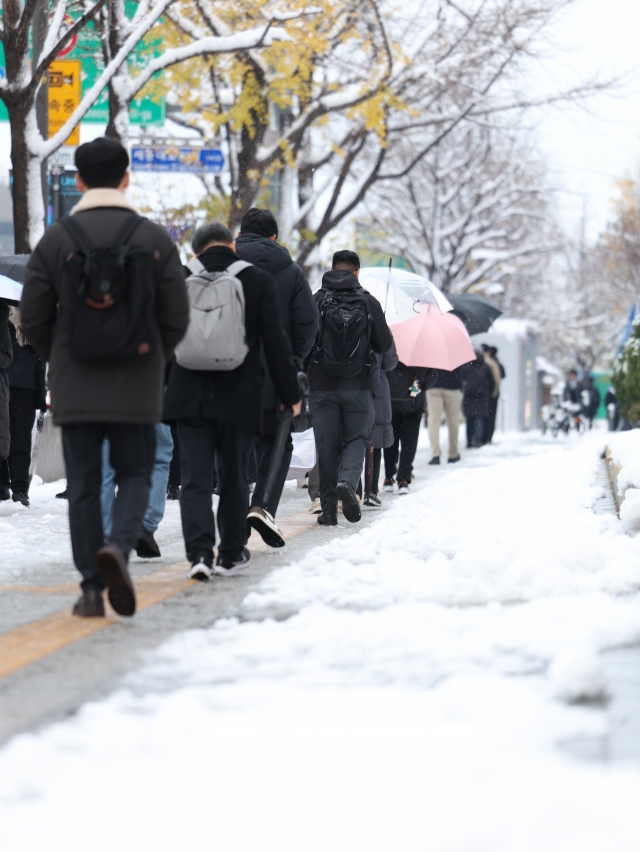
175 258 252 371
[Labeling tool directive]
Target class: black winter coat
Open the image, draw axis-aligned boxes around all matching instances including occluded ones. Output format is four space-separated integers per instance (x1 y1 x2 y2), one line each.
0 303 13 459
235 233 318 409
373 342 398 449
164 245 300 432
6 321 46 410
427 367 462 391
387 361 427 414
460 358 495 418
21 203 189 425
309 269 394 391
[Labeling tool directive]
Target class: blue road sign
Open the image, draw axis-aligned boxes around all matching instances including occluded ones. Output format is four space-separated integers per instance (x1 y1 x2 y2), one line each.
131 146 225 173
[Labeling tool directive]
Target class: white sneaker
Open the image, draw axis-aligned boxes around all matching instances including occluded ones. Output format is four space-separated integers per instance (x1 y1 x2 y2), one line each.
214 547 251 577
189 556 213 582
309 497 322 514
383 479 395 493
397 481 410 495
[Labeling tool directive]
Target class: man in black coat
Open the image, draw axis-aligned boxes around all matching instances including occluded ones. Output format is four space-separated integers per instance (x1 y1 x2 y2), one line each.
0 302 12 464
21 137 189 619
385 362 428 491
308 250 393 525
235 208 318 526
0 310 46 506
164 223 301 580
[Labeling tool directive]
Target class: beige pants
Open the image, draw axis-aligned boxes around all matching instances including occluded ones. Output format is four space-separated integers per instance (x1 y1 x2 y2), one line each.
427 388 462 459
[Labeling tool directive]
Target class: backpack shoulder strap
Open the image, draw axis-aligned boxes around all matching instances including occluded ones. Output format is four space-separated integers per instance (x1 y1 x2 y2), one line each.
60 215 94 254
114 213 144 246
186 257 206 275
226 260 252 277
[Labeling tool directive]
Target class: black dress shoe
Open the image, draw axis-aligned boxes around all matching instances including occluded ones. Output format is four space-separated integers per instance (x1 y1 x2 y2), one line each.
97 544 136 616
135 526 161 558
317 512 338 526
448 454 461 463
0 485 10 501
55 487 68 499
428 457 440 465
336 481 361 523
72 587 105 618
12 492 29 507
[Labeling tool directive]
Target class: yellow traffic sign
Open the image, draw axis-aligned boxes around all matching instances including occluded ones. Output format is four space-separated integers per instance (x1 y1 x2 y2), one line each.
48 60 81 145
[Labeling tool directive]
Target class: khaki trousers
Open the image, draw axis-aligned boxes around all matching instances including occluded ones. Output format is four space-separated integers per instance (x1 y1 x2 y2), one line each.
426 388 462 459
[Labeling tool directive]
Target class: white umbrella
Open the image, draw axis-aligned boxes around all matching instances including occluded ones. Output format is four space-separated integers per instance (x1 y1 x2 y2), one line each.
0 274 23 306
358 266 453 315
357 273 417 322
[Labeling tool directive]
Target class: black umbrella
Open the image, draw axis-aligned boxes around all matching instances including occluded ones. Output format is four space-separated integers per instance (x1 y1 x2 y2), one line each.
448 293 502 335
0 254 30 283
0 254 30 306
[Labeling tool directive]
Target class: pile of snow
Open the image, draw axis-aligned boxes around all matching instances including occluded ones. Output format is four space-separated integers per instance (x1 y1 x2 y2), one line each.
2 434 640 848
607 431 640 532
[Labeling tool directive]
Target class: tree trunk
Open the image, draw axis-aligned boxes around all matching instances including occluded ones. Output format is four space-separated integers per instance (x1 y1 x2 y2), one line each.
8 100 44 253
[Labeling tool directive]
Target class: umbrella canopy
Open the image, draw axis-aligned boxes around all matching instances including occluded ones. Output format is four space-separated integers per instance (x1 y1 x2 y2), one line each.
358 267 453 315
0 274 23 306
390 304 476 371
448 293 502 335
0 254 30 283
357 274 418 323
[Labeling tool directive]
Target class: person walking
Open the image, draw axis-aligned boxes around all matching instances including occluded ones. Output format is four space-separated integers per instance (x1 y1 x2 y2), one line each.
364 341 398 506
20 137 189 618
0 302 12 468
581 375 601 429
235 208 318 539
164 222 301 580
0 308 46 506
383 362 427 494
563 370 582 404
308 250 393 525
426 368 462 465
482 345 501 444
460 351 495 447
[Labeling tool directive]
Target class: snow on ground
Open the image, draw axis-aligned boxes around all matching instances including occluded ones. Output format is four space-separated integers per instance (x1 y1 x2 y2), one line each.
607 431 640 533
2 430 640 849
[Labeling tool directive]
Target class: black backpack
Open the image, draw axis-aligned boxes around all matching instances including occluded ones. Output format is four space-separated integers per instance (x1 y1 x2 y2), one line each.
60 214 160 364
315 288 373 378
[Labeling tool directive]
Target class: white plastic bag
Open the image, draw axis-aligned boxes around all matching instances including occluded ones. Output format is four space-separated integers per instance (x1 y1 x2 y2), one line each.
287 428 316 480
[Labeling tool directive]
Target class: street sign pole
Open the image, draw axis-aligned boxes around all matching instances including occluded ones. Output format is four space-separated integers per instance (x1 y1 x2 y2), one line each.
33 0 49 230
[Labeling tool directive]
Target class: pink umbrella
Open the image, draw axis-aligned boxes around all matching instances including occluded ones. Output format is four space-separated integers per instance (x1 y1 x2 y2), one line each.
390 304 476 370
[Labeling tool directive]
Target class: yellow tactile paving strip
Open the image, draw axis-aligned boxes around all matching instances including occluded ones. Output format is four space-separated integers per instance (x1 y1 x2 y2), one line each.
0 508 318 680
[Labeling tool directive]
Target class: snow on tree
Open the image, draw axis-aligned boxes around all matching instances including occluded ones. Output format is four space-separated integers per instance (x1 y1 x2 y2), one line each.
0 0 292 251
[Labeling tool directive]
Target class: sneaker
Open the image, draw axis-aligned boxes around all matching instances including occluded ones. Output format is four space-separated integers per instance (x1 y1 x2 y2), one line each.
363 494 382 507
297 478 308 489
247 505 285 548
166 485 180 500
214 547 251 577
188 553 213 582
428 457 440 466
135 526 161 559
0 485 9 501
96 543 136 617
309 497 322 514
72 587 105 618
397 481 410 495
336 481 361 523
383 479 395 493
448 454 461 463
317 512 338 526
12 491 29 507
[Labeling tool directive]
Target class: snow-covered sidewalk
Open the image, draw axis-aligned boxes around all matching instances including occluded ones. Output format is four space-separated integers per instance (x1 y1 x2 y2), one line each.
2 432 640 850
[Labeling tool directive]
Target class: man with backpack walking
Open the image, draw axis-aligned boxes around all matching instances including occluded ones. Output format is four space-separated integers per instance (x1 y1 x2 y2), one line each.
164 222 301 580
20 137 189 618
235 207 318 539
308 250 393 525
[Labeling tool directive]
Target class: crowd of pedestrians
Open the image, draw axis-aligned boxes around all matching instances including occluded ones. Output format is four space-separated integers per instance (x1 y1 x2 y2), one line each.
3 136 510 620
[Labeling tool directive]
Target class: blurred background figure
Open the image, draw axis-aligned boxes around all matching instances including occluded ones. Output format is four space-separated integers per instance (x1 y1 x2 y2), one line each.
581 375 601 429
426 368 462 465
0 308 46 507
563 369 582 404
461 350 495 448
482 345 501 444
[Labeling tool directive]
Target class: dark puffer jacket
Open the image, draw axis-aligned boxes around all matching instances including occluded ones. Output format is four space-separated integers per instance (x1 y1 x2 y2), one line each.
373 341 398 449
387 361 428 414
0 302 13 459
460 355 495 418
6 319 46 410
235 233 318 408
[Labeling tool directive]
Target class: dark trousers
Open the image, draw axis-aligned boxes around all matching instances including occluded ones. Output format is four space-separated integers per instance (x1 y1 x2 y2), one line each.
62 423 155 591
177 417 254 563
466 416 485 446
168 422 181 489
0 387 37 493
384 408 421 483
371 448 382 495
485 396 499 443
251 408 293 517
310 389 374 514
